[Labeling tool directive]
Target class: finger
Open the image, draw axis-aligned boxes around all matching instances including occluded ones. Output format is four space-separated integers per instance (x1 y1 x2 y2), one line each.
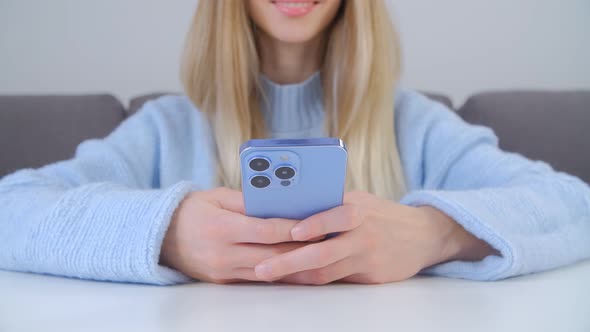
210 279 242 284
207 244 310 283
341 274 367 284
201 268 258 284
231 268 261 282
290 205 364 241
279 257 356 285
254 234 355 281
228 215 300 244
342 274 386 285
210 187 246 214
232 242 308 268
201 269 258 284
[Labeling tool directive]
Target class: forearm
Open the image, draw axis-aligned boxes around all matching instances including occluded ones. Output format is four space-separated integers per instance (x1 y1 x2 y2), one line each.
0 173 192 285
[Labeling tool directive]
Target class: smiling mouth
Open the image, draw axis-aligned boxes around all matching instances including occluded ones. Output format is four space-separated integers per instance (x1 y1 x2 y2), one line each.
272 1 320 17
272 1 318 7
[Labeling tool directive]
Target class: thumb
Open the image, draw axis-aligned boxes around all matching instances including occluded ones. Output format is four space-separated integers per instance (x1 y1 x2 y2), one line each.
210 187 246 215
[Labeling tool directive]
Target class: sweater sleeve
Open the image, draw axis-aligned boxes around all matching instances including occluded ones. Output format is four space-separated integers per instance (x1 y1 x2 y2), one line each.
396 91 590 280
0 101 193 285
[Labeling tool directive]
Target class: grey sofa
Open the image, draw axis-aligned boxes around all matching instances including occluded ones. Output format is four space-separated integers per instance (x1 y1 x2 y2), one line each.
1 91 589 185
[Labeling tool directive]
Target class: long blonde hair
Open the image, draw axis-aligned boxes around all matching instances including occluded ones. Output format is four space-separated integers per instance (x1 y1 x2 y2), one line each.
182 0 406 200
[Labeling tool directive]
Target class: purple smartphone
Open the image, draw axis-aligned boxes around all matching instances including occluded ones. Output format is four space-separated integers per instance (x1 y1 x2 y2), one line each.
240 138 347 220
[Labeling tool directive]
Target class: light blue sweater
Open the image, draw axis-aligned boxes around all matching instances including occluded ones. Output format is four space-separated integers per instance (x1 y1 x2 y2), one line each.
1 73 589 285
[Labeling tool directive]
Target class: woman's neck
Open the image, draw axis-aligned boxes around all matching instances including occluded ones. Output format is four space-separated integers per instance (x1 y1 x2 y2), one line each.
257 32 325 85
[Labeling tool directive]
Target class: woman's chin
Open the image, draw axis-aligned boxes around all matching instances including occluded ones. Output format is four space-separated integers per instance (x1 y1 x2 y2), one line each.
265 29 319 45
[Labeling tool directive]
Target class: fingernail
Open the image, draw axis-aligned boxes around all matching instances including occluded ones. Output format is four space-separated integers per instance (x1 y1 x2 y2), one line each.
255 264 273 280
291 226 307 241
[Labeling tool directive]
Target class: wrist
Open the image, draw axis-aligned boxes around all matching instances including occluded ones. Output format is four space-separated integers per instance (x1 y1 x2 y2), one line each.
159 193 190 270
160 215 179 269
417 206 499 268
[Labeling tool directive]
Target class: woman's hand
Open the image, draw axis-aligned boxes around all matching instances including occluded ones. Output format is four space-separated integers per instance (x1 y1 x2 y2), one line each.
160 187 307 284
254 191 498 285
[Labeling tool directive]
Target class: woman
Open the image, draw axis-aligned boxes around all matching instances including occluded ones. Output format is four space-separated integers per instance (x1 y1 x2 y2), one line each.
1 0 589 285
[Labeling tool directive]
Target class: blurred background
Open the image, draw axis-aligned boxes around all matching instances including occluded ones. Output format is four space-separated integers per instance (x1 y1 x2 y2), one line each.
0 0 589 105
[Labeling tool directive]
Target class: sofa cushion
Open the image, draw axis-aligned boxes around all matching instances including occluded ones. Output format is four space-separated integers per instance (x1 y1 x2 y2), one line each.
0 94 126 178
459 91 590 184
128 93 170 115
421 92 454 110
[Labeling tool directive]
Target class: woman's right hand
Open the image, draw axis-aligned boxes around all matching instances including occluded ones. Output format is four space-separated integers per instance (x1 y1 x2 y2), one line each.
160 187 304 284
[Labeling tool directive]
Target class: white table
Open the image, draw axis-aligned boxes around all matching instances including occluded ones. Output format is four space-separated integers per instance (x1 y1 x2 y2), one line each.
1 261 589 332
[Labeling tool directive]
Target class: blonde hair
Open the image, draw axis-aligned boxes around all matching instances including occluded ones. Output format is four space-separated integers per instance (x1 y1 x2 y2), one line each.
182 0 406 200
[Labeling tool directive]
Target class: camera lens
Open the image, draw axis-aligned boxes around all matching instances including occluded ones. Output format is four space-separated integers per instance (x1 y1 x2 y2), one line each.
275 166 296 180
249 158 270 172
251 175 271 189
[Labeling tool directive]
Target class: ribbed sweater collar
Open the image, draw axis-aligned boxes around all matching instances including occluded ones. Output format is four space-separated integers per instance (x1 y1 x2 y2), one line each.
259 72 325 138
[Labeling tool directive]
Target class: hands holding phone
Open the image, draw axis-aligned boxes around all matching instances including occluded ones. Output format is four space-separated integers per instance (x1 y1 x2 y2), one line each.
160 187 307 284
161 189 496 284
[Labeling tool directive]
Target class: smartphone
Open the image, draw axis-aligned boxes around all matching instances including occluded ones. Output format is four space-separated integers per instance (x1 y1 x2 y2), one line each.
240 138 347 220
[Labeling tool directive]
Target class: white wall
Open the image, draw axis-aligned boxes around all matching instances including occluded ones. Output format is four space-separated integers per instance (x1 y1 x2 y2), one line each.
1 0 589 106
393 0 590 104
0 0 199 103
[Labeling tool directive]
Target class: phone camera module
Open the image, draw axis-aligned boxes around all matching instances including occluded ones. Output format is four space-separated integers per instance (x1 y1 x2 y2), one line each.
275 166 296 180
249 158 270 172
251 175 271 189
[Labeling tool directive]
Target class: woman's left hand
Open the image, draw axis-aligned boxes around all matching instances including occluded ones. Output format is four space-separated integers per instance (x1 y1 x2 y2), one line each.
254 191 497 285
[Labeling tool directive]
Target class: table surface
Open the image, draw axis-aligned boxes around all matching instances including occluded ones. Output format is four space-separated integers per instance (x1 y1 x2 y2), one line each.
1 261 589 332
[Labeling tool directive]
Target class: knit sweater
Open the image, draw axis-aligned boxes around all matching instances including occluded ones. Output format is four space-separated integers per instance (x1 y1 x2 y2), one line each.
1 73 589 285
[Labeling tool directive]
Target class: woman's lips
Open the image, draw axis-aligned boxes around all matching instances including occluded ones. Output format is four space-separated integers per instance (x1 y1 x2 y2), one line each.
272 1 319 17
